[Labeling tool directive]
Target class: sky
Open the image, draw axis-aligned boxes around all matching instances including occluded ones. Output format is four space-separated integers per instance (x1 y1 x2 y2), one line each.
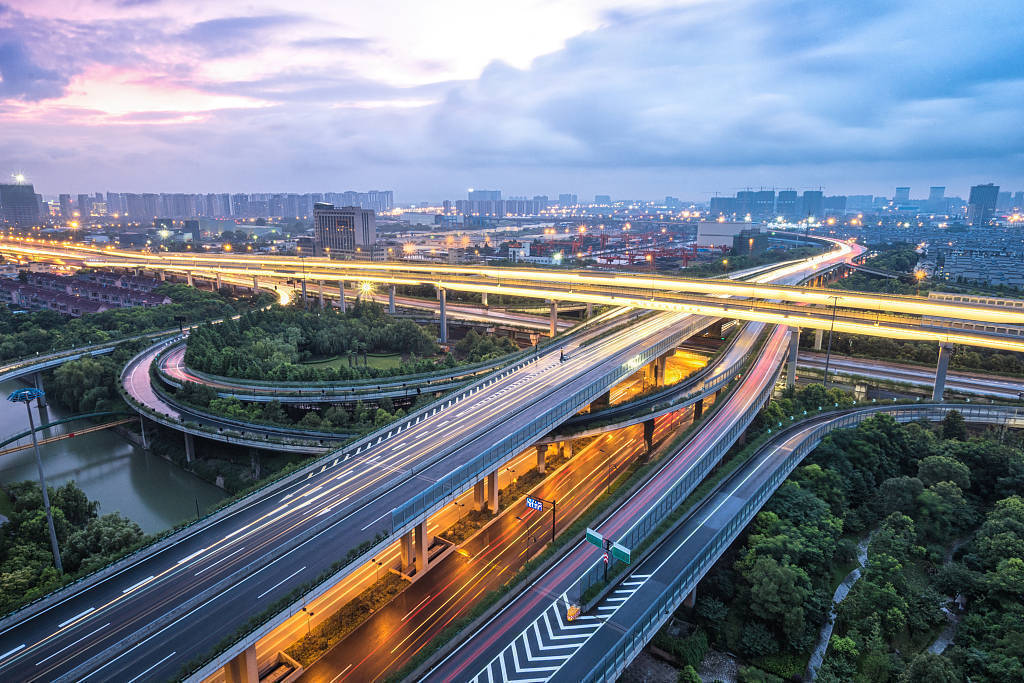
1 0 1022 202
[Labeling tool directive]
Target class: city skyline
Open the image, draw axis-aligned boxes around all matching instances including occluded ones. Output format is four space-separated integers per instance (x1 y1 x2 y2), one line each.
2 0 1022 200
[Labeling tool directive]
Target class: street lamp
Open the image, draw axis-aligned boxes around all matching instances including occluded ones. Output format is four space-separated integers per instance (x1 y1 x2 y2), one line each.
301 606 314 635
8 388 62 573
822 295 839 388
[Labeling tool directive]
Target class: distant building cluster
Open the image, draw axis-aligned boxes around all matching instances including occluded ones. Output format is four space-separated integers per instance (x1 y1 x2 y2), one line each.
312 203 378 258
0 271 170 317
936 247 1024 289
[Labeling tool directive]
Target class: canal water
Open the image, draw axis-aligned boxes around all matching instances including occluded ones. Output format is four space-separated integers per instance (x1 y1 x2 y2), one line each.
0 379 225 534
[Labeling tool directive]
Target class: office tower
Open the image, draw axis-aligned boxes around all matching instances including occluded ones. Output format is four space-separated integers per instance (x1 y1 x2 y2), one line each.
775 190 797 219
558 193 578 207
824 196 847 215
753 190 775 218
894 187 910 202
313 203 376 256
1014 191 1024 210
967 183 999 227
928 186 945 203
801 190 824 219
469 189 501 202
997 191 1012 211
59 194 73 219
0 182 42 226
77 194 91 219
106 192 124 216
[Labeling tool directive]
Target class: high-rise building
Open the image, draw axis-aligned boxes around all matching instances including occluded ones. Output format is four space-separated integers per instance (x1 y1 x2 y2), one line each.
967 183 999 227
313 203 376 257
558 193 578 207
824 196 847 215
894 187 911 202
468 189 501 202
801 190 824 220
996 191 1012 211
230 193 250 217
735 190 754 216
183 219 201 243
59 194 73 220
753 190 775 218
1014 191 1024 210
0 182 41 226
928 186 945 202
775 190 797 219
595 195 612 205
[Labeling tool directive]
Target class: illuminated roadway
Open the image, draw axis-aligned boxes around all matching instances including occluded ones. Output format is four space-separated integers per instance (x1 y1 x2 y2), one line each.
0 306 710 681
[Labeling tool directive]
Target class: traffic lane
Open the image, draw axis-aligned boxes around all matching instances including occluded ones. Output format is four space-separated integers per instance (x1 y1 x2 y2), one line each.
301 424 656 682
559 423 818 677
423 327 790 681
14 311 684 678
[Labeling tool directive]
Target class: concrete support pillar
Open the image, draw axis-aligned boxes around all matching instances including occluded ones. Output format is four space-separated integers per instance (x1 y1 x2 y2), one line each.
184 432 196 463
481 291 488 307
693 397 704 420
159 270 166 282
683 587 697 609
656 354 668 387
549 299 558 337
643 418 655 454
486 471 499 514
252 275 258 292
933 342 953 401
787 329 801 389
32 372 46 407
224 645 258 683
535 444 548 474
585 302 593 319
187 271 194 287
439 288 448 344
473 480 486 511
813 328 824 351
389 285 396 313
215 272 222 290
300 279 307 303
400 531 414 574
318 281 324 309
139 415 149 450
249 448 261 479
339 281 346 313
414 520 429 574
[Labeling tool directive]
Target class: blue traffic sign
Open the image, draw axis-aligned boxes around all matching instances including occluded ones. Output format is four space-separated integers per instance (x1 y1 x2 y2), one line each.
526 497 543 511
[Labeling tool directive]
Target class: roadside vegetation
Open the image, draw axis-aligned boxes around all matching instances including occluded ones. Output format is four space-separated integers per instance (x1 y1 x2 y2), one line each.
673 410 1024 682
682 245 825 278
0 284 268 363
0 481 144 615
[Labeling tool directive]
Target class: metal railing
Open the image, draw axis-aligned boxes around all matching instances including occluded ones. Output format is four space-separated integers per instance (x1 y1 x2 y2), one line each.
581 402 1024 682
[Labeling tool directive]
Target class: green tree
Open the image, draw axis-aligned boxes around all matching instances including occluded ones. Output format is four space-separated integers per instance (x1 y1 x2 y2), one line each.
941 410 967 441
917 455 971 490
899 652 959 682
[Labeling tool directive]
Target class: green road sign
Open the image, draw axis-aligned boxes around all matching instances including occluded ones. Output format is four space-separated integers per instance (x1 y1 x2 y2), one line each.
585 528 604 549
610 541 631 564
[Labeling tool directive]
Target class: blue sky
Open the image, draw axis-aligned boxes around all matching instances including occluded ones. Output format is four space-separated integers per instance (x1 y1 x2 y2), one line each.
1 0 1022 201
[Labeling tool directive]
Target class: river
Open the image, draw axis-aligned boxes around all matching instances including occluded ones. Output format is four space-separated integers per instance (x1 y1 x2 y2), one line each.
0 379 225 534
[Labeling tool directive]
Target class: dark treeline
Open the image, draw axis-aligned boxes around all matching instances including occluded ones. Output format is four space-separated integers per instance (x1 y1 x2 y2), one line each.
0 284 267 363
688 410 1024 681
0 481 144 615
184 302 442 382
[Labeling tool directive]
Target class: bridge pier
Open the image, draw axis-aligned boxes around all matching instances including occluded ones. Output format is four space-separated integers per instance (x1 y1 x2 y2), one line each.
32 372 46 407
159 270 166 282
215 272 222 290
439 288 448 344
389 285 396 313
486 471 499 513
933 342 953 401
813 328 824 351
252 275 258 292
683 586 697 609
318 281 324 309
400 531 414 574
481 291 488 307
549 299 558 337
643 418 655 454
184 433 196 463
473 480 486 511
414 520 430 574
224 644 258 683
787 329 801 389
655 354 668 386
187 271 194 287
693 396 704 419
139 415 149 450
585 302 593 319
339 281 346 313
535 444 548 474
300 279 307 304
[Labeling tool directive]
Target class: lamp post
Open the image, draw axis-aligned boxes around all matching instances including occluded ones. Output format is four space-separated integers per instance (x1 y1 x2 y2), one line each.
8 388 62 573
301 606 314 635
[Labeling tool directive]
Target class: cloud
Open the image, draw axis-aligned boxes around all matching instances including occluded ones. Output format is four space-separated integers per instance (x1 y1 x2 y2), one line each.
0 39 69 100
181 14 308 55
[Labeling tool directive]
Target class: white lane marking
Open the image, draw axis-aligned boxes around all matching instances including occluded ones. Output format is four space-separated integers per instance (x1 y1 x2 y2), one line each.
0 644 25 663
122 576 155 594
256 566 306 600
194 546 246 576
58 607 94 628
125 650 177 683
402 594 432 622
176 548 206 565
36 623 110 666
360 511 391 531
329 663 353 682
